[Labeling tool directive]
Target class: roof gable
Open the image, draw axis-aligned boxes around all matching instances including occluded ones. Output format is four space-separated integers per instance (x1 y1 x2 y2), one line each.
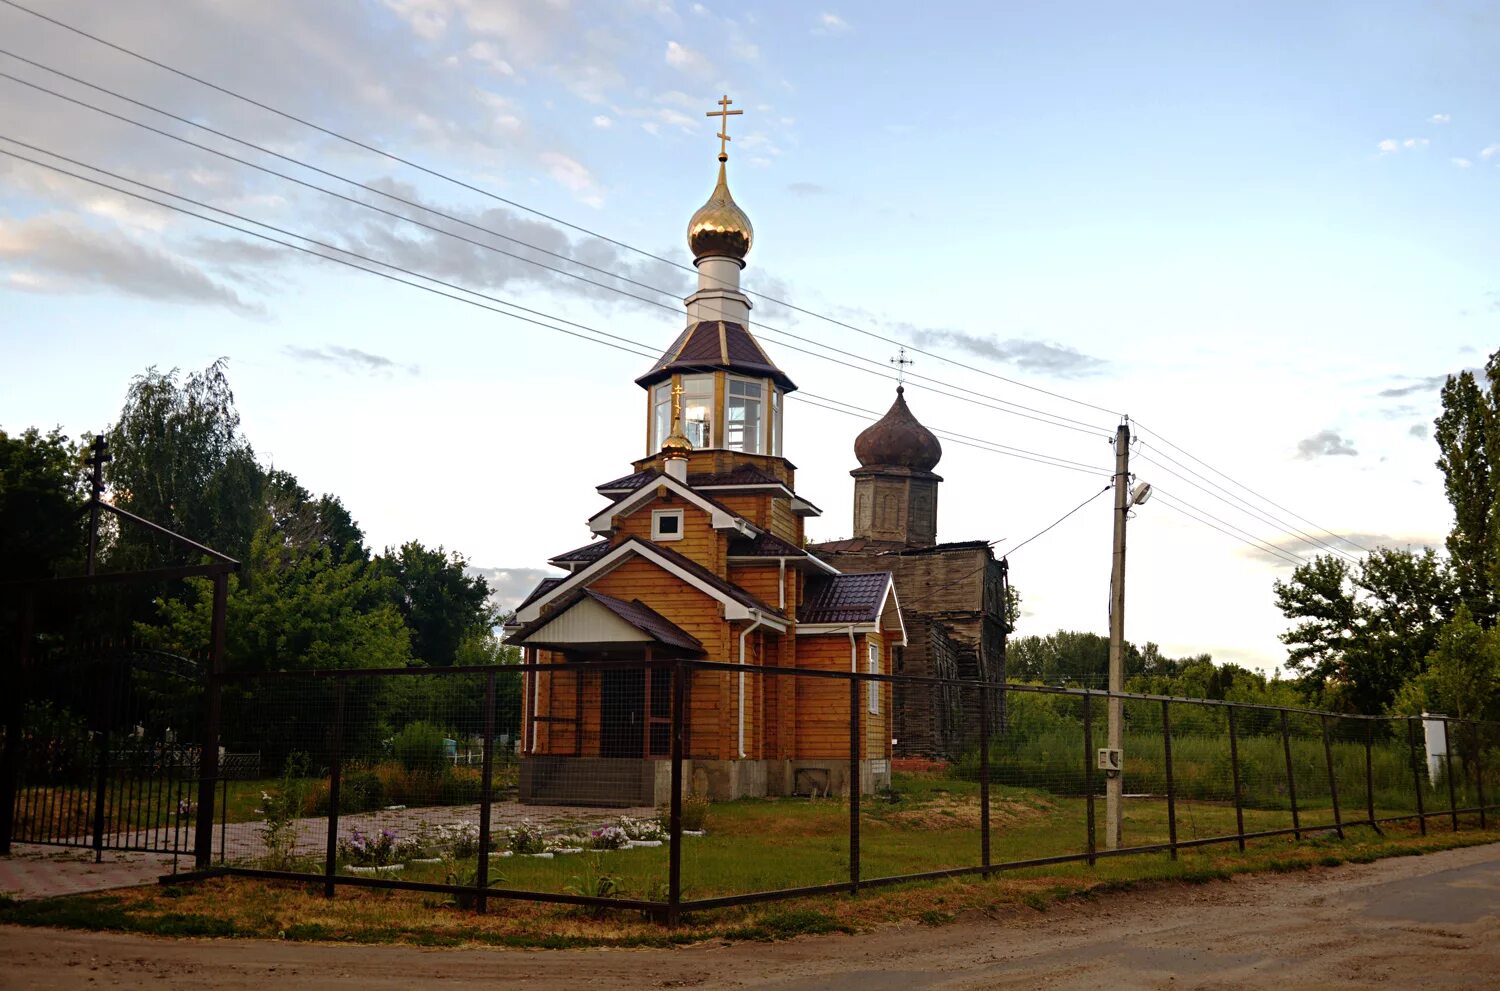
508 535 786 631
589 473 756 537
507 589 703 652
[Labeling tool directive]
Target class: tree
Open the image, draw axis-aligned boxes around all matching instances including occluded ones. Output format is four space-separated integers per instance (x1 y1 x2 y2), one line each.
263 469 367 563
1391 604 1500 723
105 360 263 566
0 428 85 581
1434 351 1500 627
1273 547 1458 713
376 541 495 666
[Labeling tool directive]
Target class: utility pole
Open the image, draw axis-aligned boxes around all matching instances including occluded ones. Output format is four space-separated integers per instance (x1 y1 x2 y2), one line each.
85 434 110 576
1105 419 1130 850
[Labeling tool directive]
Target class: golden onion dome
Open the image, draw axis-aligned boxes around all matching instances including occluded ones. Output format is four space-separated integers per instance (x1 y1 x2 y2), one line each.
687 157 753 261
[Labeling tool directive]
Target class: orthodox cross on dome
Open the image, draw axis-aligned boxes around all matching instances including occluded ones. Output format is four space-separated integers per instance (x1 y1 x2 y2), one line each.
890 347 913 386
706 94 743 161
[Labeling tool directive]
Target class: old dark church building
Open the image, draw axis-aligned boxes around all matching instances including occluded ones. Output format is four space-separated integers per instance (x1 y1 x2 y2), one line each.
810 385 1008 758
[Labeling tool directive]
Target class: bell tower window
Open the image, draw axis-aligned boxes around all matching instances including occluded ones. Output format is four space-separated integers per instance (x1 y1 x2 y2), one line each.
726 377 763 454
650 382 672 453
681 374 713 449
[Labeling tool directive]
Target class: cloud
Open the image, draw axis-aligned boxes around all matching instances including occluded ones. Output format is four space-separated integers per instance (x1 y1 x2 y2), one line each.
906 328 1107 377
1482 144 1500 160
1377 373 1449 398
664 40 710 74
0 214 256 312
1409 422 1429 438
282 344 417 375
538 151 604 207
814 12 849 33
466 565 565 616
1452 157 1473 168
1377 137 1429 154
1295 430 1358 459
1429 113 1451 124
1238 531 1443 567
592 115 613 129
786 181 829 196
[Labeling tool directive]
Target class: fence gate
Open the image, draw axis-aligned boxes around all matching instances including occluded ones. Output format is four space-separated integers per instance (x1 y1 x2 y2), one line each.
10 640 205 858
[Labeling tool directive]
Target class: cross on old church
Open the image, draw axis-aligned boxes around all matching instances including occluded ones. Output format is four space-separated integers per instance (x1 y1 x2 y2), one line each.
706 94 743 160
890 347 913 385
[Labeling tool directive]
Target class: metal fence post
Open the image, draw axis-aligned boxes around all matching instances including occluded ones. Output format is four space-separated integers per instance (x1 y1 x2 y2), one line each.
849 671 861 894
476 671 496 914
91 727 109 863
194 572 227 868
323 679 345 898
1227 705 1246 852
1408 716 1426 836
1320 714 1343 840
1364 720 1381 835
667 659 684 927
0 590 34 856
1161 699 1177 860
1443 717 1459 832
1083 690 1096 867
1472 721 1487 830
979 681 991 873
1280 709 1301 841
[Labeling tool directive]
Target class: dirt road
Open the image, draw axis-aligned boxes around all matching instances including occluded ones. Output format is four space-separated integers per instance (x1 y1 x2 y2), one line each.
3 842 1497 990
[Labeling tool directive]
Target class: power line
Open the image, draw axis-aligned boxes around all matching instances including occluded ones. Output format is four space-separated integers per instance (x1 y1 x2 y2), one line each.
0 138 1109 482
0 60 1112 441
1006 483 1113 556
1151 490 1308 567
1135 451 1361 564
0 0 1124 422
1134 420 1372 558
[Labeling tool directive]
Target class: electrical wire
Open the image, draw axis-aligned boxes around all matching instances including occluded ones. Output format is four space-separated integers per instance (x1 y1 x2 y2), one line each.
0 0 1124 422
0 58 1112 441
1134 420 1372 557
1006 483 1113 557
1151 490 1308 567
0 138 1110 480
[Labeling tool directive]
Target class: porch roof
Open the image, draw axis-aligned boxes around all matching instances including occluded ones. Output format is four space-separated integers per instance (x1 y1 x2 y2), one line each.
506 588 704 653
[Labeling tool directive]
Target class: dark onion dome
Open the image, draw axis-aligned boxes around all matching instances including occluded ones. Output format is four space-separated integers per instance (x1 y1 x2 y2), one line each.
854 386 942 472
687 158 753 261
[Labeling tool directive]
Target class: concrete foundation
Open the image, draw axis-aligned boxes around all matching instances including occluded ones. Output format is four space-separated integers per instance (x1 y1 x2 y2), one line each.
520 755 892 805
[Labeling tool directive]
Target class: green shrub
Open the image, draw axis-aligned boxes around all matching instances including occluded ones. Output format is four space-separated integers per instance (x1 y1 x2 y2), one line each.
392 721 449 775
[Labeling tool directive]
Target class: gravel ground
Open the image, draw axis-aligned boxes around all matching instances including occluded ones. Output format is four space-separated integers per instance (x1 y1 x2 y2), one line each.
3 841 1498 989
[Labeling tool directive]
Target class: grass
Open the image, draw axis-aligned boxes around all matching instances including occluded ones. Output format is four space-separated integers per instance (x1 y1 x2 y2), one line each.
6 768 1497 948
4 821 1492 949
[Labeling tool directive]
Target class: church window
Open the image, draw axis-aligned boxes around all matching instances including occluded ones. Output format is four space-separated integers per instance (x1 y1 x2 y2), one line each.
651 509 684 541
769 387 782 456
726 377 763 454
651 382 672 452
867 641 881 714
681 374 713 448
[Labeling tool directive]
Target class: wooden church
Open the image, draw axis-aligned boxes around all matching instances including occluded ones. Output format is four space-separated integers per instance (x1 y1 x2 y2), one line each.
505 99 904 805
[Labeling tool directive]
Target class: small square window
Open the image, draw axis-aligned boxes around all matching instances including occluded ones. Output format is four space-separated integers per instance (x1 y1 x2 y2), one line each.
652 509 684 541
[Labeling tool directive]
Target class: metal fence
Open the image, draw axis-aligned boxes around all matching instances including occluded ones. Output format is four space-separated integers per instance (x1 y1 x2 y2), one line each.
8 655 1495 923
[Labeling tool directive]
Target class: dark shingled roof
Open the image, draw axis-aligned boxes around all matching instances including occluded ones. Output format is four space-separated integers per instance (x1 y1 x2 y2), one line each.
514 575 566 612
692 464 785 487
807 537 906 555
506 588 704 652
548 541 612 565
727 532 806 558
798 572 892 625
597 469 659 493
635 321 797 393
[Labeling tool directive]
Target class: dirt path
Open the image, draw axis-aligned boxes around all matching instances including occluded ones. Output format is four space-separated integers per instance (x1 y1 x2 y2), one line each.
4 842 1498 990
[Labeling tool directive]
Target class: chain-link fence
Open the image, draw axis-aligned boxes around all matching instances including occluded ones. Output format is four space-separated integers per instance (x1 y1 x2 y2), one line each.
8 655 1497 922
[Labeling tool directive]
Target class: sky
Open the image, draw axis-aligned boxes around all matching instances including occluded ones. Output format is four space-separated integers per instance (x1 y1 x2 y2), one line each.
1 0 1495 675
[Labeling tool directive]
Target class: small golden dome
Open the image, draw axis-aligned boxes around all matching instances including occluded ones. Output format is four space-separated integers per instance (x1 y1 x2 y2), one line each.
661 431 693 455
687 157 753 261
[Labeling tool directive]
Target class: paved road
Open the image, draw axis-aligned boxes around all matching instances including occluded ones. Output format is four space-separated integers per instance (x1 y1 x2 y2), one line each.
2 842 1498 989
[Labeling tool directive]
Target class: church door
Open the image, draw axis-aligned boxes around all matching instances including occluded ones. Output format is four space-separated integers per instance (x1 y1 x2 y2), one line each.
600 668 646 758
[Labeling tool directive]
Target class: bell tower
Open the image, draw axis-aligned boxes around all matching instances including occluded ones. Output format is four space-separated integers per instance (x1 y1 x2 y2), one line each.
851 383 943 547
